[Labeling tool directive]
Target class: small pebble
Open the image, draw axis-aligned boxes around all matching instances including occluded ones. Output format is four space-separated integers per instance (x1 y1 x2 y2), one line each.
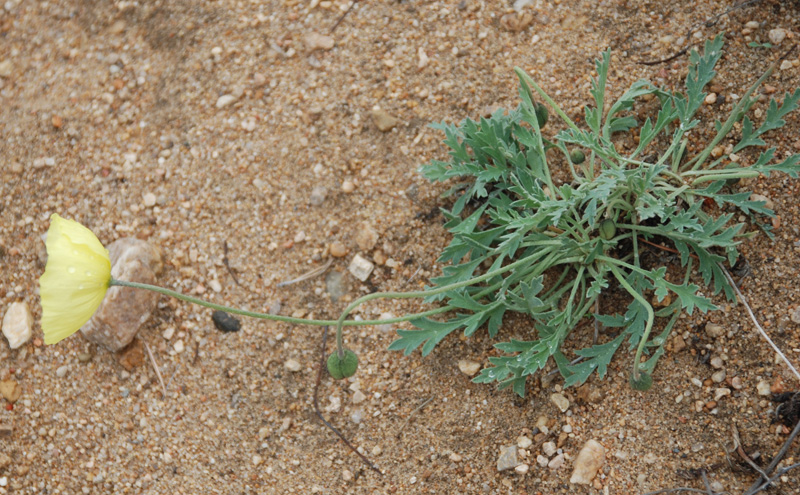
449 453 462 463
536 454 549 467
370 109 400 132
515 464 529 475
56 365 69 378
209 280 222 293
143 192 156 207
570 439 605 485
252 455 263 466
704 93 717 105
215 94 237 108
309 186 327 206
790 306 800 324
0 59 13 78
542 441 557 457
458 359 481 376
714 388 731 401
768 28 787 45
0 380 21 403
711 370 726 383
756 380 771 396
779 60 793 71
341 180 355 193
352 390 366 404
355 223 378 251
550 393 569 412
212 310 241 332
497 445 519 472
548 453 565 470
329 241 348 258
348 254 374 282
705 323 725 338
2 301 33 349
173 340 185 353
731 376 743 389
284 359 302 372
304 32 335 51
517 436 533 449
325 270 347 302
710 356 724 369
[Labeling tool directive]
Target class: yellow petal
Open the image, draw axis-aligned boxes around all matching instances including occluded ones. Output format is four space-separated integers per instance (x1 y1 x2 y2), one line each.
39 214 112 345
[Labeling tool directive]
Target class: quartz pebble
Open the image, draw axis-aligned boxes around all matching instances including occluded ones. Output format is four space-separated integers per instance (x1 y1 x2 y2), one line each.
81 238 162 351
2 301 33 349
341 180 355 193
517 436 533 449
542 441 557 457
757 380 771 396
550 393 570 412
284 359 302 372
548 453 565 470
515 464 529 475
768 28 787 45
143 192 156 207
348 254 374 281
458 359 481 376
304 32 335 51
711 370 726 383
790 306 800 324
570 439 605 485
449 453 462 463
496 445 519 472
215 94 237 108
55 365 69 378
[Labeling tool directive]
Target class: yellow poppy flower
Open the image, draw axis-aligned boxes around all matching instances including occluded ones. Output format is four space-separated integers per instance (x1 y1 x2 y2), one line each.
39 214 112 345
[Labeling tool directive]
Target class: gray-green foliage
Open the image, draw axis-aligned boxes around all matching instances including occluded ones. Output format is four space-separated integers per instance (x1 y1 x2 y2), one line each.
388 34 800 396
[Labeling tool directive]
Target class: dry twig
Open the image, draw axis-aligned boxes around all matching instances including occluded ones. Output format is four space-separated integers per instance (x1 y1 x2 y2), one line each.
720 265 800 383
143 340 168 399
277 258 333 288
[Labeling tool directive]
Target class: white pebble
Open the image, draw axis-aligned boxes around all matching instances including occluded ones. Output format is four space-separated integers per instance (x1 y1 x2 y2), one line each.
768 28 787 45
173 340 185 353
284 359 302 372
757 380 771 396
215 94 237 108
56 365 69 378
2 301 32 349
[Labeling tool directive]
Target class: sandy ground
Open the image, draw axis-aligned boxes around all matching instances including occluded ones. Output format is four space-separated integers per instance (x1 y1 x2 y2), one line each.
2 0 800 493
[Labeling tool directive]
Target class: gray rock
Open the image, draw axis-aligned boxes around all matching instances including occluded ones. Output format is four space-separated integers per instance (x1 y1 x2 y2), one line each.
309 186 328 206
497 445 519 472
325 270 347 302
570 439 605 484
80 238 162 351
2 301 32 349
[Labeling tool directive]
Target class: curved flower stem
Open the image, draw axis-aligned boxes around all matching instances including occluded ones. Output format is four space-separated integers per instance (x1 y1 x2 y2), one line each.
606 263 654 383
110 279 451 327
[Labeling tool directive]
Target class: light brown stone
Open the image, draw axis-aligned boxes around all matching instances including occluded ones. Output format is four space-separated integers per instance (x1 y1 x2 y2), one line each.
81 238 162 351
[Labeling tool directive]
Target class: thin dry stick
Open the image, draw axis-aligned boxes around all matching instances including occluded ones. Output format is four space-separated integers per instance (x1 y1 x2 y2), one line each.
276 258 333 288
746 462 800 495
329 0 357 33
731 424 770 484
143 340 168 399
313 326 382 475
396 397 433 438
744 417 800 494
720 265 800 383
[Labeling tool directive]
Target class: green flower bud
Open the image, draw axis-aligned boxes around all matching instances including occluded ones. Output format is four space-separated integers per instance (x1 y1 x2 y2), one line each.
534 103 548 129
629 371 653 391
327 349 359 379
598 218 617 241
569 149 585 164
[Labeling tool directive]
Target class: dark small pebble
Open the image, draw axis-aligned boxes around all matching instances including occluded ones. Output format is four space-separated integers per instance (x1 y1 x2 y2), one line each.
212 310 241 332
